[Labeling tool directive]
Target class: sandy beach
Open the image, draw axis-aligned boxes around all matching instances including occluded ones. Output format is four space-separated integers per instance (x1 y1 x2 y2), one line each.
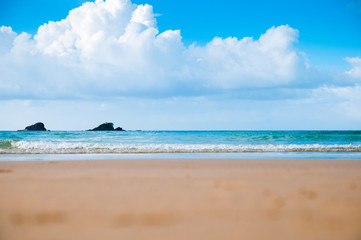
0 158 361 240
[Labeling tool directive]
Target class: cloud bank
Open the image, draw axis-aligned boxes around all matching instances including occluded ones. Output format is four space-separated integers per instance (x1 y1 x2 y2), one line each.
0 0 359 100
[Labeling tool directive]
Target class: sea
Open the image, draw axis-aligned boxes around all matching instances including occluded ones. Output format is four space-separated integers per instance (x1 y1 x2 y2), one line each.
1 130 361 161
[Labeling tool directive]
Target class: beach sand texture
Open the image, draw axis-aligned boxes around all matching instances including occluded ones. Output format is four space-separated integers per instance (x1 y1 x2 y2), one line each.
0 159 361 240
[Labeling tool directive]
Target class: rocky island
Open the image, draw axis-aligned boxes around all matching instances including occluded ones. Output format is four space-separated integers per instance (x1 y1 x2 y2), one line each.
88 122 124 131
19 122 47 131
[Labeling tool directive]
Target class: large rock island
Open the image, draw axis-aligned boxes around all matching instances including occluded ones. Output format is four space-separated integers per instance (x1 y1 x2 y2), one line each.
88 122 124 131
20 122 47 131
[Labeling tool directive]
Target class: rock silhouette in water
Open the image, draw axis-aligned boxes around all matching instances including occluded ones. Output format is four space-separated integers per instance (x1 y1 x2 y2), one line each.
89 123 125 131
24 122 47 131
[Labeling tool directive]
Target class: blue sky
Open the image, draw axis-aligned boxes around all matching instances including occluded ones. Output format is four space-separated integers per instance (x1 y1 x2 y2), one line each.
0 0 361 130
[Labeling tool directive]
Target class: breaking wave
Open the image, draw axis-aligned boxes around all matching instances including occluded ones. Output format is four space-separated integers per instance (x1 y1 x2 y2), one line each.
1 140 361 154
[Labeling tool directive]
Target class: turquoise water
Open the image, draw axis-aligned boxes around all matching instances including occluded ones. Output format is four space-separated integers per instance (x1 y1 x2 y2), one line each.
1 131 361 160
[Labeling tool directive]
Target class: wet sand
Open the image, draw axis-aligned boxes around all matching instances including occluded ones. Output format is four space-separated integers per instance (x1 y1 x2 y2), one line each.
0 159 361 240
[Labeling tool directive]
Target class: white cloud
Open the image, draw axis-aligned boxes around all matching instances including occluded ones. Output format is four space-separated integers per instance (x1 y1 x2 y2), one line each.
0 26 17 55
0 0 357 100
310 85 361 121
186 25 303 89
345 57 361 79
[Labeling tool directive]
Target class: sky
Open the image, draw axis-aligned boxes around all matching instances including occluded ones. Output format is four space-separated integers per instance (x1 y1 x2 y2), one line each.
0 0 361 130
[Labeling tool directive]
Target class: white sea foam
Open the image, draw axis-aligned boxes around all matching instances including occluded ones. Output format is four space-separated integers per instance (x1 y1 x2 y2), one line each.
1 140 361 154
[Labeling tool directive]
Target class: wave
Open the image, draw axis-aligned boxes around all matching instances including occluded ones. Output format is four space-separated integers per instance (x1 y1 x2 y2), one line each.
1 140 361 154
0 140 14 149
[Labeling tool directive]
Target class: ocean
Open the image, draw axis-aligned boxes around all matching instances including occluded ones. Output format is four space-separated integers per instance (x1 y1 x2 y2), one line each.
1 130 361 160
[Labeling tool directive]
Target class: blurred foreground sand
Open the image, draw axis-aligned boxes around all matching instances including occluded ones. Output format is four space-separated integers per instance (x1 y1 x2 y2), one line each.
0 159 361 240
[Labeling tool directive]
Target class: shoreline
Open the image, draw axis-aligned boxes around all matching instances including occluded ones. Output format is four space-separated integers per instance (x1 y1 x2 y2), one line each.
1 158 361 240
2 152 361 161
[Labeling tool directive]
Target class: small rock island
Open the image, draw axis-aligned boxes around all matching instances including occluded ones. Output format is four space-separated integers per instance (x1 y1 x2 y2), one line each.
19 122 47 131
88 122 124 131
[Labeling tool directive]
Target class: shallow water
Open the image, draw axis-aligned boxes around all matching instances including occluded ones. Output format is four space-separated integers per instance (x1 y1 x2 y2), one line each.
1 130 361 160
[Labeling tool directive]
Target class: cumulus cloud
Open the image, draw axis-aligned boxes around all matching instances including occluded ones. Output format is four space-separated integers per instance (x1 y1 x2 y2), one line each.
0 26 17 55
186 25 302 89
0 0 355 100
345 57 361 79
